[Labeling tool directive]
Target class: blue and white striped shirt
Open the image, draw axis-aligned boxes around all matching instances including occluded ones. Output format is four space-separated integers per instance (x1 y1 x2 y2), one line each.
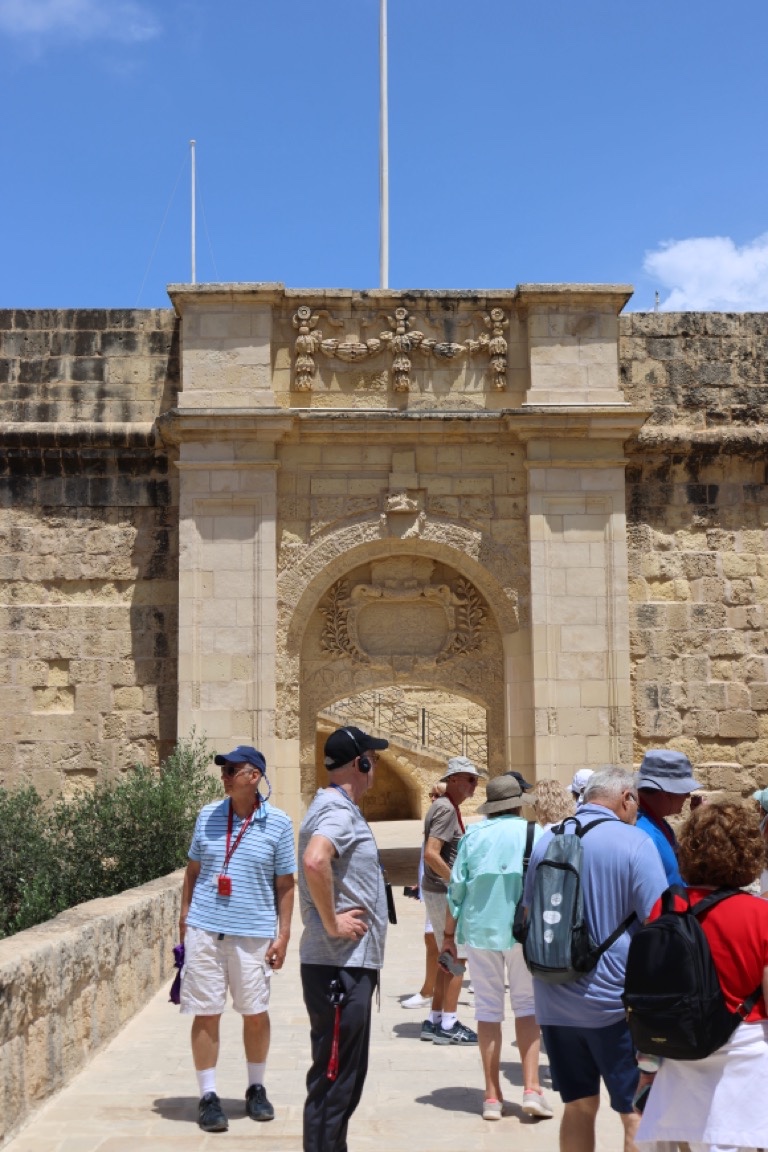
187 798 296 938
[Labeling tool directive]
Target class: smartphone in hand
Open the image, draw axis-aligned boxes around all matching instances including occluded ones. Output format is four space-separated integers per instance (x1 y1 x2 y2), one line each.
438 950 466 978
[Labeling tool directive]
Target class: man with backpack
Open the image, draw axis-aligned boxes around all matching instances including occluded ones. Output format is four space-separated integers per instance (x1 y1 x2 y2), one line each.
521 766 667 1152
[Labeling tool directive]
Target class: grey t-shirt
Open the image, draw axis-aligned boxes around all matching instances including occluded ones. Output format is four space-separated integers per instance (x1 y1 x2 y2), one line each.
421 796 462 895
298 787 388 969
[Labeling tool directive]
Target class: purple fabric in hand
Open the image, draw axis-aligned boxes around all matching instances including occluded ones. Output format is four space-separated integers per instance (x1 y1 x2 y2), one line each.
168 942 185 1005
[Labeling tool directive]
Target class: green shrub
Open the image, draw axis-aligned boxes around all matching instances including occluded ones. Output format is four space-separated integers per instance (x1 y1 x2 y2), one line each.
0 785 62 936
0 733 219 939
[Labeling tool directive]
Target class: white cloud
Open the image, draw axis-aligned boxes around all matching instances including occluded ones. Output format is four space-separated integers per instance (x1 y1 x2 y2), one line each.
0 0 160 45
643 233 768 311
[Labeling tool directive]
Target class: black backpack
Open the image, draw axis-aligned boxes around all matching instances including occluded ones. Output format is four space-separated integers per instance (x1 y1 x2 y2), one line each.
521 816 636 984
622 886 763 1060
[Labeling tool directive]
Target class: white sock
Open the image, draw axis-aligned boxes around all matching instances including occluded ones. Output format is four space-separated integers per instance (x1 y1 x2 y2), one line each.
441 1012 458 1031
197 1067 217 1097
247 1061 266 1088
429 1010 442 1025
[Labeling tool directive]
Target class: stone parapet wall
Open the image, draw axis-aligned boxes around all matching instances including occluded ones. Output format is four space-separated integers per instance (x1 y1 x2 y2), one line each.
0 311 180 792
0 870 182 1145
620 313 768 789
0 309 179 424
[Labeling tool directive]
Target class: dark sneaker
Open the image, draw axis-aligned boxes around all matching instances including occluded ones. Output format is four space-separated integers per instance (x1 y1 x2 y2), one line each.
420 1018 437 1041
433 1020 479 1046
246 1083 275 1122
198 1092 228 1132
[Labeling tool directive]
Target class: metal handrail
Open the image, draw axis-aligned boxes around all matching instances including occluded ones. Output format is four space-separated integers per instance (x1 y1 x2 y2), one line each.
323 691 487 767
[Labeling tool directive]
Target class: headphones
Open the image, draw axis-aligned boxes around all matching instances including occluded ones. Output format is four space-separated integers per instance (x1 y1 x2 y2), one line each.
342 728 373 774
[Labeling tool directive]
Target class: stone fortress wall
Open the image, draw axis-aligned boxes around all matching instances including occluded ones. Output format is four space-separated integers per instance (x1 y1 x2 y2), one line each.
0 298 766 803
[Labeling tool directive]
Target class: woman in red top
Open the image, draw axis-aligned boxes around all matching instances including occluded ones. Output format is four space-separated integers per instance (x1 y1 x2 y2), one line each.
636 801 768 1152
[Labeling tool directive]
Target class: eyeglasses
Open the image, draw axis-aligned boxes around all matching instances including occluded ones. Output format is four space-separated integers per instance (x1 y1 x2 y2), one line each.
220 764 250 778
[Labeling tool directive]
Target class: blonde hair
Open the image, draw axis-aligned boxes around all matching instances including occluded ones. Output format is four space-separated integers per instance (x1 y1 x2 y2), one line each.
429 781 447 801
531 779 576 826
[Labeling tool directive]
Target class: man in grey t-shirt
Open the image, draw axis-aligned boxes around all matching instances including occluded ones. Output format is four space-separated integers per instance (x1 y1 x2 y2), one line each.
299 726 389 1152
421 755 482 1046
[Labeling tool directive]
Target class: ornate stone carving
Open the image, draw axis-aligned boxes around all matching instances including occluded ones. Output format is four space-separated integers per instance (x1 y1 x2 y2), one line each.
292 306 322 392
317 560 487 666
291 305 508 392
481 309 510 391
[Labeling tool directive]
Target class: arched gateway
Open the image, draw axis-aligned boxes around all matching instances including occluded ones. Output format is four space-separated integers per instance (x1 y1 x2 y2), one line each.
162 283 641 825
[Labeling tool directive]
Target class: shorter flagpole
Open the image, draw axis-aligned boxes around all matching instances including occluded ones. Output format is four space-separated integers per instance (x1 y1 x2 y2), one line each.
190 139 197 285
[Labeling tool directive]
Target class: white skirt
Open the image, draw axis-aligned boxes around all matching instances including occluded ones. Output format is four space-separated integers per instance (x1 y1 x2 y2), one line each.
636 1020 768 1151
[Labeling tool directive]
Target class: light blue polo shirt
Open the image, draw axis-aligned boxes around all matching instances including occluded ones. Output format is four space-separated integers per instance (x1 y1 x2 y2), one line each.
186 798 296 938
522 803 667 1027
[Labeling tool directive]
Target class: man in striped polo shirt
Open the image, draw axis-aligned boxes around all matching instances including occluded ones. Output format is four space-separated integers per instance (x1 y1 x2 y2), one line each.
179 745 296 1133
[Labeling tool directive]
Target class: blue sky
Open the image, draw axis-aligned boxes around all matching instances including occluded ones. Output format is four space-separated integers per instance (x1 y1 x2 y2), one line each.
3 0 768 312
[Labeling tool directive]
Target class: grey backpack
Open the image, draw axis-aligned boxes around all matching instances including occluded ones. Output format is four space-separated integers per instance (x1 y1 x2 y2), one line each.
522 816 636 984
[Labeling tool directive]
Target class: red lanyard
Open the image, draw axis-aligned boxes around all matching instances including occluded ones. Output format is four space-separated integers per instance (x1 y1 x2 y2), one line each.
449 797 465 835
222 800 257 874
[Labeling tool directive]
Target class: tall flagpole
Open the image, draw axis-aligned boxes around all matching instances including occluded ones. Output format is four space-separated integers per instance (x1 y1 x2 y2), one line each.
190 139 197 285
379 0 389 289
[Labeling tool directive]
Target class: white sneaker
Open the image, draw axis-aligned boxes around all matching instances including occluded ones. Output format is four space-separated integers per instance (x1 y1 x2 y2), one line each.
522 1089 554 1119
400 992 432 1010
482 1098 503 1121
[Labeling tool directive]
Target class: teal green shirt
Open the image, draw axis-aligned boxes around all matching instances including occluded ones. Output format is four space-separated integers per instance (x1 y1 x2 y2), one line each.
447 814 542 951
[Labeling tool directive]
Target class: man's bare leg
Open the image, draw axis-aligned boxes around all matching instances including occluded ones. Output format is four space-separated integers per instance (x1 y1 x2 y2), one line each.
619 1109 640 1152
243 1012 270 1062
191 1015 221 1070
560 1095 599 1152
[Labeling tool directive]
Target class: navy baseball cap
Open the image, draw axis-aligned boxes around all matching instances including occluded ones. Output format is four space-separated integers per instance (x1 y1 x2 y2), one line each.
324 727 388 771
214 746 267 774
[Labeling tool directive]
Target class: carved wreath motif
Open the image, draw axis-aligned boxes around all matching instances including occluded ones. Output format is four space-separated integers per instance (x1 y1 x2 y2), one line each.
439 578 486 662
292 305 508 393
318 580 356 657
318 574 487 665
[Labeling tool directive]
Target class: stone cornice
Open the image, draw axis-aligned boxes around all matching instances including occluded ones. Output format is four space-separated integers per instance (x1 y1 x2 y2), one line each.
157 406 650 445
166 282 634 316
516 283 634 313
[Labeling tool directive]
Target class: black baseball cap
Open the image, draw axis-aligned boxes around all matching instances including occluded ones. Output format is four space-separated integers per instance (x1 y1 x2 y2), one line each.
506 770 533 792
324 727 389 771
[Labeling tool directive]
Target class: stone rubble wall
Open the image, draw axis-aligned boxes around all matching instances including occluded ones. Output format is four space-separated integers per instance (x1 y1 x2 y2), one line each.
621 312 768 791
0 869 183 1145
0 310 180 792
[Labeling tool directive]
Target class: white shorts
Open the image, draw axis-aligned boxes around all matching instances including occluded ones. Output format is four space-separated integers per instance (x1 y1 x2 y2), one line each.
180 926 272 1016
465 944 535 1022
421 889 467 959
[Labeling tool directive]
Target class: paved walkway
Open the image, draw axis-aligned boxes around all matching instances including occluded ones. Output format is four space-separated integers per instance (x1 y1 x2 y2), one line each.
5 821 622 1151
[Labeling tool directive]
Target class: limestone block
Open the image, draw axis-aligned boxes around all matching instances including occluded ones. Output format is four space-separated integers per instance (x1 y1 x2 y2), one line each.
702 762 756 792
718 711 759 738
682 710 719 738
750 684 768 711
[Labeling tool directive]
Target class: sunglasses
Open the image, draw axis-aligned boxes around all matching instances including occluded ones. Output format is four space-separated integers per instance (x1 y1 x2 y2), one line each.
220 764 251 778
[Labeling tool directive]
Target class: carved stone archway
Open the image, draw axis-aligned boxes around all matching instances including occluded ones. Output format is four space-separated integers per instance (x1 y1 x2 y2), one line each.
280 542 511 812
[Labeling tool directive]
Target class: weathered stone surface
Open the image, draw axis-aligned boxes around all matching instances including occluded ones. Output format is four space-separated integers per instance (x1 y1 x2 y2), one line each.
0 871 182 1144
1 297 767 807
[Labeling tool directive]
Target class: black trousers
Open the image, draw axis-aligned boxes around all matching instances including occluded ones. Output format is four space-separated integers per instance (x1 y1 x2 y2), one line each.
301 963 378 1152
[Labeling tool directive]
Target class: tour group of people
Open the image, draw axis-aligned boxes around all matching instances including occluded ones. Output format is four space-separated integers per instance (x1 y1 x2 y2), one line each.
176 729 768 1152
